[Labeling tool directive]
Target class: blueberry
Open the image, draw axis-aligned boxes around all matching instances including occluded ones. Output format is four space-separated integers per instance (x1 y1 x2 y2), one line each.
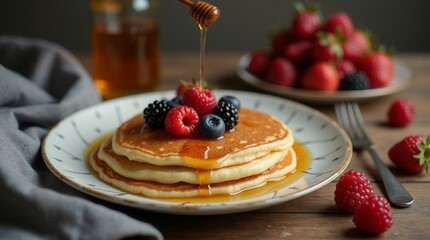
198 114 225 139
219 95 241 111
167 96 183 108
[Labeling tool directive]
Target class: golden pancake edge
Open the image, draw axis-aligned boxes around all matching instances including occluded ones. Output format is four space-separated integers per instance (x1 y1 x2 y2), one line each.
87 108 297 198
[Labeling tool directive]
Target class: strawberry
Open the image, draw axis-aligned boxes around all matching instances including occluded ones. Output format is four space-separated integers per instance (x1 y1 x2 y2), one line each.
283 40 312 65
388 135 430 174
292 2 322 39
182 86 217 117
336 59 356 79
265 57 297 87
334 170 374 213
359 51 394 88
271 29 295 56
248 50 271 77
176 79 196 96
164 106 199 137
387 98 415 127
325 12 354 37
353 194 393 234
342 30 370 64
311 31 344 62
301 61 340 91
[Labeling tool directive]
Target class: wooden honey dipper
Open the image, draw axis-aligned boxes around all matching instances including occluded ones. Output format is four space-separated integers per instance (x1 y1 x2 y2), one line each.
178 0 220 28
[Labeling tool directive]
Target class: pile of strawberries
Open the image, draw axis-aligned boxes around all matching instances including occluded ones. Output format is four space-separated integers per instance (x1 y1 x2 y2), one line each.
247 2 394 91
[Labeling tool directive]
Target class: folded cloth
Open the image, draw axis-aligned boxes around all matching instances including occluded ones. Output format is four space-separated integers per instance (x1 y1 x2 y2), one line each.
0 36 163 240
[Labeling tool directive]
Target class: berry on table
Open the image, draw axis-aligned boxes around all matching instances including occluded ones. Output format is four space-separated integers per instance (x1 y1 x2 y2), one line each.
182 86 217 117
334 169 374 213
198 114 226 139
387 98 415 127
213 101 239 130
353 194 393 234
339 72 370 90
388 135 430 174
143 100 172 128
164 106 199 137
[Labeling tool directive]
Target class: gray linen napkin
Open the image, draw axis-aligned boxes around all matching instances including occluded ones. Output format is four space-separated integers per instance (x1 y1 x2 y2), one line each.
0 36 163 240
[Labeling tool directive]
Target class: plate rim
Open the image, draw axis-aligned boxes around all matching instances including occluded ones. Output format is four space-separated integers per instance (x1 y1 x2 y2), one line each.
42 89 352 215
236 53 412 103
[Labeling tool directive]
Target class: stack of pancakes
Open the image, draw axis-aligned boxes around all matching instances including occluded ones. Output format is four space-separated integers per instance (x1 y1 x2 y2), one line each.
88 108 297 198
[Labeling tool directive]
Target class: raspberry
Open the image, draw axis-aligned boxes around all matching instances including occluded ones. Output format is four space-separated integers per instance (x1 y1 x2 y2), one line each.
213 101 239 130
182 86 217 117
334 170 374 213
164 106 199 137
339 72 370 90
143 100 172 128
353 194 393 234
387 98 415 127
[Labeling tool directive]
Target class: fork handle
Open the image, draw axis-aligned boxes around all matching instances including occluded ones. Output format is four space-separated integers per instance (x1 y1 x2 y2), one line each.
367 147 414 207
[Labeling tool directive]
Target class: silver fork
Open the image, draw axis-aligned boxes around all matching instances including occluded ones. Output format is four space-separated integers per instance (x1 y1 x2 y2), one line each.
335 101 414 207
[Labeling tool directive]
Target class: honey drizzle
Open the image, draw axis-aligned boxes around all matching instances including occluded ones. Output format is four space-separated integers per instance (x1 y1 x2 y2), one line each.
86 132 311 203
157 140 311 203
198 25 207 87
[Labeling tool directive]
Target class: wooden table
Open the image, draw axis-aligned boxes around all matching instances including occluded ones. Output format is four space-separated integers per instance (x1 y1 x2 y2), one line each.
78 52 430 239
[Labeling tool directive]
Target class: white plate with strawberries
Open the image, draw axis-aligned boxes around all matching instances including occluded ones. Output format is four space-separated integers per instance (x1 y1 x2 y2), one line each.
237 3 412 104
237 53 412 104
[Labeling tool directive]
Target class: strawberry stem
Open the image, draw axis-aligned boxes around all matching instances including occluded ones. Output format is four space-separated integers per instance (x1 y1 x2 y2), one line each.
414 135 430 174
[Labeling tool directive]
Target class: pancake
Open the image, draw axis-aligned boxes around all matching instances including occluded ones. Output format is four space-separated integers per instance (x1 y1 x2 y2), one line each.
98 137 289 184
112 108 293 169
89 147 297 198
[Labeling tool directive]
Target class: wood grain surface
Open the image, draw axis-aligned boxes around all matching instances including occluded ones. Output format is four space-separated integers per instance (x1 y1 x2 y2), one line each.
77 52 430 239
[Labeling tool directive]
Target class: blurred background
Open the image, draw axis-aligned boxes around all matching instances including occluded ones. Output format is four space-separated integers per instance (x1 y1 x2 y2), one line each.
1 0 429 53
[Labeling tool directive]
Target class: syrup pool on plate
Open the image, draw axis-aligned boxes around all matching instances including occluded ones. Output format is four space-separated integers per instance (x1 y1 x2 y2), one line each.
85 133 312 203
157 140 311 203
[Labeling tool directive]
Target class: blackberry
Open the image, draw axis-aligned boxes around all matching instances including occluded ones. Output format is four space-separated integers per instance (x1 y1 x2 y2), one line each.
219 95 241 111
143 100 172 128
213 101 239 130
340 72 370 90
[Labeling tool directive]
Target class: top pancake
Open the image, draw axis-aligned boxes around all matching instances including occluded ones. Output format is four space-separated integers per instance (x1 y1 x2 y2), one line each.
112 108 293 169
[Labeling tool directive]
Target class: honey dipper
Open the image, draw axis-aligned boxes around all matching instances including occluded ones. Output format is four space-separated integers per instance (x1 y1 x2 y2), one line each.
178 0 220 28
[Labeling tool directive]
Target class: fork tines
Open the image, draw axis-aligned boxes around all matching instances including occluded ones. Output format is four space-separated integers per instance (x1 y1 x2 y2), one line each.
335 102 372 149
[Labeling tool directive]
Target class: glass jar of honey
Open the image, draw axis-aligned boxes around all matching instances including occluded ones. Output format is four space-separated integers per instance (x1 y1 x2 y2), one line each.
90 0 160 99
